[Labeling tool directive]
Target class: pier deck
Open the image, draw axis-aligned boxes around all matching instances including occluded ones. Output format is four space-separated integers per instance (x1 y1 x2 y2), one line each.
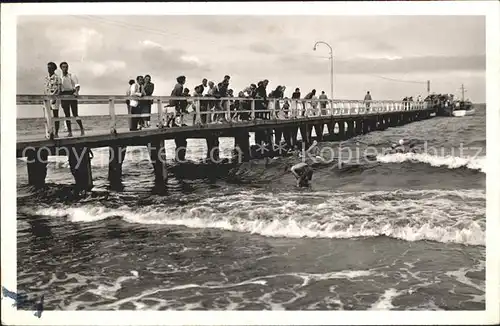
16 94 435 191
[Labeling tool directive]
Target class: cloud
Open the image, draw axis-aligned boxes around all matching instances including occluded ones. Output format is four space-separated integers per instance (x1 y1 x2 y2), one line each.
278 54 485 75
248 42 277 54
196 20 245 34
17 22 211 94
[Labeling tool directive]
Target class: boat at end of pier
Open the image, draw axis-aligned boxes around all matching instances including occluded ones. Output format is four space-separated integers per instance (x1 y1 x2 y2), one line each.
451 99 475 117
424 93 475 117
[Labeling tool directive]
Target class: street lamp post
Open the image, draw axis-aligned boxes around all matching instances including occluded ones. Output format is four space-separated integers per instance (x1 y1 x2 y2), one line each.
313 41 334 100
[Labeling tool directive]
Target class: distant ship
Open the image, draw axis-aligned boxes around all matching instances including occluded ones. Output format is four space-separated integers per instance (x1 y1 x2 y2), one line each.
451 99 475 117
424 93 474 117
451 84 474 117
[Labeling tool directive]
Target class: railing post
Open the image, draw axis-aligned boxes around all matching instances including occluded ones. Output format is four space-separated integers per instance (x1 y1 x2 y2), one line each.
109 98 117 134
250 99 256 120
272 99 277 119
43 98 55 140
156 98 163 127
195 98 202 125
225 99 231 122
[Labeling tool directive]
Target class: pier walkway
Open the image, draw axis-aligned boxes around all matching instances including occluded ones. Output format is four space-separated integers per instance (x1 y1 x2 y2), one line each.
16 94 435 192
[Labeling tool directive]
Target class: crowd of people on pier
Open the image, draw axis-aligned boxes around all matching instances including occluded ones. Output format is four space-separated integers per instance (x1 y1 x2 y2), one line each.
123 73 338 131
44 61 425 136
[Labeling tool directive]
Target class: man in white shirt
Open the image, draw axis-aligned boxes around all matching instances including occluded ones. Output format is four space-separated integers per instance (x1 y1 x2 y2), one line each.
201 78 208 95
60 62 84 136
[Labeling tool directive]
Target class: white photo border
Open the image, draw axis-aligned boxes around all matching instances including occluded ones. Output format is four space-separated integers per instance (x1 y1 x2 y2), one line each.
1 1 499 325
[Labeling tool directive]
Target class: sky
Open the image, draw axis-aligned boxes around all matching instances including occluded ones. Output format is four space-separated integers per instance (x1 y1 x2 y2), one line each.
17 15 485 118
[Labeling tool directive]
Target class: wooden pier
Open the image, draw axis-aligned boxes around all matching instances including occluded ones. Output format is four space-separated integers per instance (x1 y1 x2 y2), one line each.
16 94 435 192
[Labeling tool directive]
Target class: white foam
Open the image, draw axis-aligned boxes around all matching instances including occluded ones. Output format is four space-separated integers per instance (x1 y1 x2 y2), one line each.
87 270 139 300
377 153 486 173
27 189 485 246
369 288 401 310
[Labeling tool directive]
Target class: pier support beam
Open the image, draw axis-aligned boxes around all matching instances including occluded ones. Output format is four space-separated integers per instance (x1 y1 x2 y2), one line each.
148 140 168 192
26 148 48 189
355 120 363 135
338 121 346 140
108 145 127 190
174 137 187 162
206 135 220 162
283 127 293 149
299 125 311 147
290 127 299 148
69 146 93 192
274 128 283 147
362 119 370 134
255 130 270 147
390 115 398 127
399 113 405 126
234 131 250 162
346 121 355 138
314 124 324 141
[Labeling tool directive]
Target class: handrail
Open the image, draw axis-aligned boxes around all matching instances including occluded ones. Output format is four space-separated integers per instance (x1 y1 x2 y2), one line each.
16 94 430 140
16 94 426 105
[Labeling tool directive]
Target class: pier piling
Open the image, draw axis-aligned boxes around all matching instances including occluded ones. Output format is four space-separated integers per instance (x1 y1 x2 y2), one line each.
26 148 48 189
174 137 188 162
234 131 250 162
69 146 93 192
206 135 220 162
108 145 127 190
148 140 168 192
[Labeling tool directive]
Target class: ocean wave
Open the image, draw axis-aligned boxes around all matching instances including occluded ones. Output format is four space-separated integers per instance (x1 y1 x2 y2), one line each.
376 153 485 173
24 189 485 246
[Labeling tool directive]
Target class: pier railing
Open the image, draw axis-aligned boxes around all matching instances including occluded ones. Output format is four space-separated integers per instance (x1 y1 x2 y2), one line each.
17 95 428 140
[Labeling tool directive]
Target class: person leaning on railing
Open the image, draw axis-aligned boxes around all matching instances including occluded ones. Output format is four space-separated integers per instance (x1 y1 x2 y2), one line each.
304 89 316 117
128 78 143 131
44 62 62 138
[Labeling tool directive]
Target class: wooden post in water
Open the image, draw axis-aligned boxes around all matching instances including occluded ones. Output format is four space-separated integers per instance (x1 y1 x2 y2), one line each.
206 134 220 163
108 145 127 190
274 128 283 148
68 146 93 192
26 147 48 188
282 127 292 149
174 137 188 162
234 130 250 162
314 124 324 141
336 121 344 140
362 119 370 134
355 119 363 135
346 120 355 138
299 125 309 148
148 140 168 193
